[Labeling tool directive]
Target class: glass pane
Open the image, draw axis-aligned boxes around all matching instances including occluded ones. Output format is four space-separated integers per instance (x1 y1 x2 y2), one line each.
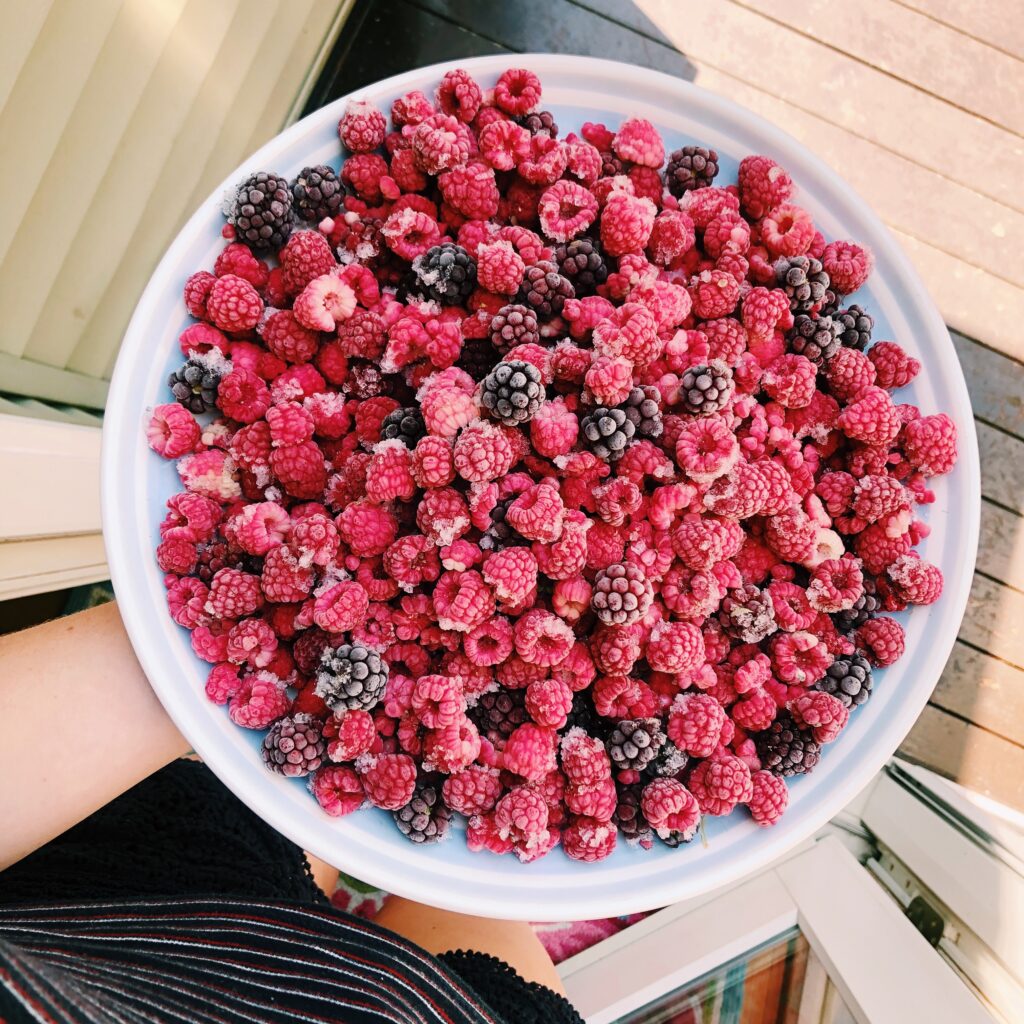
614 927 856 1024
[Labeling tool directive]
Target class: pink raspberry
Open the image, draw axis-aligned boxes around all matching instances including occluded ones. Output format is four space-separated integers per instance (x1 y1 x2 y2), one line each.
321 709 377 763
311 765 365 817
147 403 201 458
293 273 357 333
838 386 901 447
514 609 574 667
887 553 943 605
383 533 441 589
184 270 216 318
206 567 262 619
807 557 864 613
228 673 290 729
667 693 726 757
432 570 494 633
206 274 263 333
789 691 849 745
674 416 740 483
737 155 794 219
454 420 516 483
440 161 500 220
266 403 314 448
258 546 310 603
855 515 913 575
563 816 617 862
475 240 526 294
647 210 695 266
313 581 369 633
856 616 906 667
641 778 701 841
537 180 598 242
441 765 501 816
338 501 401 562
216 368 272 424
566 776 617 820
482 546 538 607
703 461 772 520
156 537 197 574
764 508 818 564
517 133 568 186
645 620 705 674
205 663 242 705
851 475 907 523
421 716 481 774
214 243 268 289
478 118 531 171
534 511 590 581
731 688 777 732
525 677 573 728
600 191 657 257
278 230 336 296
741 287 791 343
593 478 642 527
342 153 389 202
762 354 817 408
381 206 443 262
464 616 514 667
166 577 210 628
592 674 656 719
681 185 740 230
821 240 873 294
902 413 957 476
748 770 788 826
867 341 920 390
338 99 386 152
825 346 876 403
358 753 417 810
412 112 473 174
689 754 754 816
560 729 612 786
494 68 542 116
612 117 664 167
506 481 564 542
270 441 327 500
502 723 558 781
365 442 416 503
759 204 814 258
179 322 229 359
391 90 434 126
411 674 466 728
225 618 277 670
770 630 832 685
412 435 456 487
584 354 633 406
415 486 471 546
530 397 578 458
178 450 242 503
671 514 743 571
436 68 482 123
260 310 318 365
703 211 751 260
765 580 815 632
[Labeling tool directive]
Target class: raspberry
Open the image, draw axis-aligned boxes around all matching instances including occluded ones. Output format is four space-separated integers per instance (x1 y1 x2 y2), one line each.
514 608 574 666
887 554 943 605
416 486 471 545
788 690 849 745
770 630 833 685
478 118 531 171
433 570 495 632
392 90 435 127
262 714 325 777
322 709 376 763
261 310 318 366
738 155 794 219
825 346 877 403
454 420 516 483
807 557 864 614
482 546 538 608
313 580 369 633
741 286 791 344
337 500 399 556
475 240 526 295
674 416 740 483
821 240 873 295
147 403 201 458
641 778 701 843
382 207 443 262
760 205 814 259
537 180 599 243
563 817 617 862
690 754 754 816
502 723 558 781
228 673 290 729
293 273 357 332
689 268 740 319
440 162 500 221
566 776 617 820
867 340 920 391
411 435 456 488
412 674 466 728
851 475 907 523
667 693 726 758
206 567 261 618
748 770 788 826
647 210 695 266
529 398 579 459
365 443 416 503
494 68 542 116
215 369 270 425
506 481 564 543
166 577 210 629
525 677 574 728
645 621 705 675
436 68 482 123
184 271 216 318
600 191 657 257
269 441 327 500
838 386 901 447
495 785 551 849
413 112 473 174
902 413 957 476
443 765 503 815
561 728 612 785
358 753 418 810
279 230 336 296
338 99 387 152
763 354 817 408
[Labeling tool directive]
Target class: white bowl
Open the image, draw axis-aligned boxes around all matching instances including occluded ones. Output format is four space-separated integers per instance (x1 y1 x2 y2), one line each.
102 54 979 921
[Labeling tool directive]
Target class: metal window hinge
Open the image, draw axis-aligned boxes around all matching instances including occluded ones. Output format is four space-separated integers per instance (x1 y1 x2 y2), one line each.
906 894 944 947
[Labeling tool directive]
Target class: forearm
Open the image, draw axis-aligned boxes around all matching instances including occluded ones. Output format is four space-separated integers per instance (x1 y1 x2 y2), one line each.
0 601 189 870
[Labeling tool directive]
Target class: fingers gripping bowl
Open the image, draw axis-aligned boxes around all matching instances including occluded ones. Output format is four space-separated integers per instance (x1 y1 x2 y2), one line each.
102 55 978 920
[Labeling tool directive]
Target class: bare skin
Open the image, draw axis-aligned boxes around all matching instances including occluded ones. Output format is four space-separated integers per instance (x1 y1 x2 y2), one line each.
0 602 565 993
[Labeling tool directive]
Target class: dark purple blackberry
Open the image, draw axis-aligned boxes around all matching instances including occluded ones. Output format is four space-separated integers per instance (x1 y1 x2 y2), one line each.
458 336 500 382
489 303 540 354
718 585 778 644
581 405 635 461
592 562 652 626
613 783 654 849
817 653 873 708
564 691 606 740
599 150 624 178
644 740 690 780
517 110 558 136
756 711 821 777
607 718 665 772
481 359 545 426
168 356 223 414
479 496 520 553
379 405 425 447
622 385 663 439
291 164 344 223
665 145 719 197
315 644 388 712
833 575 880 634
774 255 830 314
194 540 253 584
393 782 452 844
411 243 477 305
554 237 608 296
229 171 293 251
679 360 734 415
518 260 574 320
788 314 842 366
835 304 874 351
469 688 529 743
291 627 332 676
261 714 325 777
344 360 388 400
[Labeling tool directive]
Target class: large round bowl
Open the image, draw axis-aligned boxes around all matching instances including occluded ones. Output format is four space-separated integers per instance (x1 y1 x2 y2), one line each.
102 54 979 920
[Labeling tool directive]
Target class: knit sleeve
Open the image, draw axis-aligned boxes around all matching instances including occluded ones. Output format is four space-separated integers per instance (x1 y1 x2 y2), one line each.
438 949 584 1024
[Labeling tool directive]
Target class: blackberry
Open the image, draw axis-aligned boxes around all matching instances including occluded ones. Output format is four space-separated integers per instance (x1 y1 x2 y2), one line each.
481 359 545 426
599 150 625 178
564 691 606 739
607 718 665 772
469 688 528 743
344 360 388 400
380 405 425 447
835 304 874 351
581 406 635 461
788 314 841 366
833 575 880 634
229 171 293 251
756 711 821 777
613 783 654 848
517 110 558 136
658 827 696 849
554 237 608 296
774 255 830 314
458 336 500 382
410 243 477 305
817 653 873 708
291 164 344 223
718 585 778 644
261 714 325 777
393 782 452 844
679 360 734 415
622 385 663 439
489 303 540 354
315 643 388 712
194 540 252 584
665 145 719 197
593 562 652 626
644 740 690 781
168 357 223 414
518 260 574 320
479 496 520 553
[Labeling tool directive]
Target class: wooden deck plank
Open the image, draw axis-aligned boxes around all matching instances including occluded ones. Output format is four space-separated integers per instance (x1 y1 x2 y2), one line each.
895 0 1024 62
978 423 1024 515
977 501 1024 594
952 332 1024 437
959 574 1024 669
740 0 1024 136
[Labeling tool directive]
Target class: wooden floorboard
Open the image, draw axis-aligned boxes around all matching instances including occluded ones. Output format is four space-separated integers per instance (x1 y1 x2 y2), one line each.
895 0 1024 62
932 642 1024 747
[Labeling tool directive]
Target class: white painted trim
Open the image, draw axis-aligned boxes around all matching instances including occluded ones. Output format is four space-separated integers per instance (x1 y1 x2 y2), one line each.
0 533 107 600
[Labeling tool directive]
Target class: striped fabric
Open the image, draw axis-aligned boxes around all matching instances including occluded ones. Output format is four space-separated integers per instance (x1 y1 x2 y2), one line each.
0 898 504 1024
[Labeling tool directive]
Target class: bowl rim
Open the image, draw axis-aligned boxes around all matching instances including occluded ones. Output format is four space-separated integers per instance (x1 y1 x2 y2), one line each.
102 53 980 920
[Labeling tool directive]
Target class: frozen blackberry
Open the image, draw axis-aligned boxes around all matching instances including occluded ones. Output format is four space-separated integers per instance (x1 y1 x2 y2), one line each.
581 406 635 461
718 585 778 644
479 496 520 553
564 691 606 739
833 575 880 634
410 243 477 305
168 357 223 414
458 336 500 382
518 110 558 136
835 304 874 351
644 740 690 781
518 260 575 320
613 783 654 848
469 688 528 743
489 303 540 354
291 164 344 223
788 314 842 366
481 359 545 426
622 386 663 439
554 237 608 296
756 711 821 777
607 718 666 772
665 145 719 196
817 653 873 708
393 782 452 844
315 643 389 712
379 405 425 447
774 255 830 314
592 562 653 626
599 150 625 178
229 171 293 251
344 360 388 400
194 540 255 583
261 714 325 777
679 360 734 415
292 627 332 676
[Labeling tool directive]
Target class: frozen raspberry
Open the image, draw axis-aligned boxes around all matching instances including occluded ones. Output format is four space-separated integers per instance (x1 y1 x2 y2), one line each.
686 268 737 320
278 229 336 296
608 117 662 168
432 570 495 633
475 240 526 295
412 112 473 174
502 723 557 781
514 608 574 667
537 180 599 243
560 729 612 786
156 536 197 574
851 475 907 523
807 557 864 614
381 206 443 263
645 620 705 674
453 421 515 483
337 500 399 557
821 240 873 295
667 693 726 758
887 554 943 605
478 118 531 172
741 286 791 344
770 630 832 685
600 191 657 257
147 404 201 458
292 273 356 333
646 209 695 267
902 413 957 476
788 690 849 745
690 754 754 816
269 441 327 500
748 770 788 826
166 577 210 629
759 205 814 259
837 386 901 447
228 674 290 730
440 161 500 220
259 310 317 365
358 753 418 810
321 708 376 763
213 368 269 425
868 341 921 390
825 346 876 403
338 99 386 152
310 765 365 817
674 416 740 484
737 155 794 220
442 765 502 817
494 68 543 116
462 616 513 667
641 778 701 842
206 274 263 333
762 354 817 408
214 243 269 290
703 211 751 260
482 546 538 608
495 785 550 848
525 677 573 729
560 816 613 862
313 581 369 634
411 674 466 729
391 89 434 127
184 270 216 318
565 775 617 820
526 397 576 459
855 515 913 575
205 567 261 618
502 481 561 543
436 68 482 122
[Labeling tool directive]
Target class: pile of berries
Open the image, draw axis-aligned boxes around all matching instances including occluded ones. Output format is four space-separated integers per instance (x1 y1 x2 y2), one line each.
148 66 957 863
